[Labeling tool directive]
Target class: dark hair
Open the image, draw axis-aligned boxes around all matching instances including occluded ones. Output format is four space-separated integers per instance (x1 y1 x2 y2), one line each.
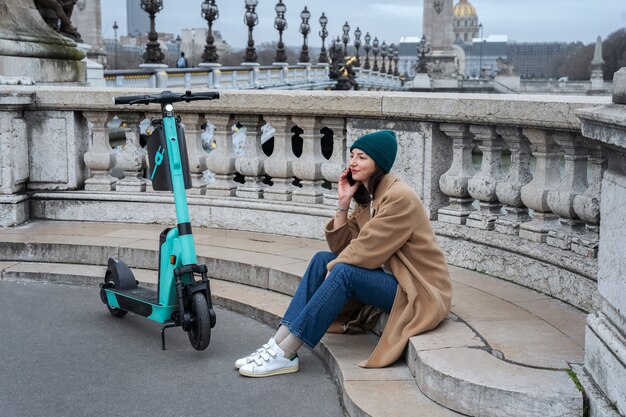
353 165 386 205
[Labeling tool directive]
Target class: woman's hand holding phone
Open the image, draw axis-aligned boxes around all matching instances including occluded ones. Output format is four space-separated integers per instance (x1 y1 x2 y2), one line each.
338 167 359 205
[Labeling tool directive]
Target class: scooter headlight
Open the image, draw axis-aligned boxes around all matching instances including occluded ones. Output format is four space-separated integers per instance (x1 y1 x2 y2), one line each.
164 104 174 112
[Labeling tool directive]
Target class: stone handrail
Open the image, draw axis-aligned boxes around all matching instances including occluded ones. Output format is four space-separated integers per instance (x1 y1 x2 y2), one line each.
0 86 616 314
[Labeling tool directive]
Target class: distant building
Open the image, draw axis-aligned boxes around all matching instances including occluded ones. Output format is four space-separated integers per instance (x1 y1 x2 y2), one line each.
507 42 575 79
460 35 508 78
453 0 480 44
127 0 149 37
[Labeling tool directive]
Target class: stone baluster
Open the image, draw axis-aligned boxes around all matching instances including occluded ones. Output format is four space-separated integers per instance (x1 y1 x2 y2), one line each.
179 112 209 195
235 115 267 198
519 128 562 242
115 111 147 193
494 127 533 235
466 125 503 230
320 118 347 206
546 132 589 249
291 116 325 203
83 111 117 191
437 123 476 224
263 115 296 201
571 143 606 257
205 114 238 196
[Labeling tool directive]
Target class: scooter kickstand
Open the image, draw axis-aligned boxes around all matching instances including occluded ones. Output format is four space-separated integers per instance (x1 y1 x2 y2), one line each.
161 323 178 350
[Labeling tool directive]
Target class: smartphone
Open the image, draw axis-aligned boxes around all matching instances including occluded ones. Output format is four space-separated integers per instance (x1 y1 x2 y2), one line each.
346 170 356 186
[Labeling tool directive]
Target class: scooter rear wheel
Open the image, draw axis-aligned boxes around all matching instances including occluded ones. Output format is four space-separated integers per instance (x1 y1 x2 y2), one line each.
105 272 128 318
188 292 211 351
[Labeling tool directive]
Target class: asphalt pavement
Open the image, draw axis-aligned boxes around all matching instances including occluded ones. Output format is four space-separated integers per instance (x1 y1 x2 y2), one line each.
0 279 345 417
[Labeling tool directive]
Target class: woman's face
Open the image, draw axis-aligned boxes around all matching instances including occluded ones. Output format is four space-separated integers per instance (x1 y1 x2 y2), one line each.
349 148 377 185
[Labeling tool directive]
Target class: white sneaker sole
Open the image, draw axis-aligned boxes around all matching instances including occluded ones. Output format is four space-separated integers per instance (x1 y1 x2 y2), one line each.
238 365 299 378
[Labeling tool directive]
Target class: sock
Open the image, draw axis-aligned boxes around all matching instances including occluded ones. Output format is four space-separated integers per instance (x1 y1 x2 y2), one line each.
273 325 291 345
278 333 303 360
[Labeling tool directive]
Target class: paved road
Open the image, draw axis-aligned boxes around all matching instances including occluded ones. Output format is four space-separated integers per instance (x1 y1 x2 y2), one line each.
0 279 345 417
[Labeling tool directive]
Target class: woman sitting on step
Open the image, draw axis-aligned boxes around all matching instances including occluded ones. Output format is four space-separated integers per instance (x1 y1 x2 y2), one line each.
236 130 453 377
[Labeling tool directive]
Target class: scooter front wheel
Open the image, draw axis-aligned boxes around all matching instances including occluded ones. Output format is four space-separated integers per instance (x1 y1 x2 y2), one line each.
188 292 211 351
105 272 128 318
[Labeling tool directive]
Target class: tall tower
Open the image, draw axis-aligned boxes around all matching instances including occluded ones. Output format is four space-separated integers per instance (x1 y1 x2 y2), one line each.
72 0 107 64
423 0 458 81
453 0 479 43
127 0 149 36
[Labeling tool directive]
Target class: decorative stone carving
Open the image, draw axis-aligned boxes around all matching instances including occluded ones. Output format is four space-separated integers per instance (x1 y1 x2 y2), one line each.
320 118 347 206
494 127 532 235
438 123 476 224
115 112 147 193
83 111 116 191
519 128 561 242
291 116 325 203
466 125 503 230
263 115 296 201
235 115 266 199
205 114 237 196
546 132 588 249
179 112 208 195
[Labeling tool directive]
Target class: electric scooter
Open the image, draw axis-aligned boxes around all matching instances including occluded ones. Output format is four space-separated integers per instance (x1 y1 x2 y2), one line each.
100 90 219 351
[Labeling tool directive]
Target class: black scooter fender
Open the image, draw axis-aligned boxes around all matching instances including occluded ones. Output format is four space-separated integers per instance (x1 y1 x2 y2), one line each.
106 258 138 290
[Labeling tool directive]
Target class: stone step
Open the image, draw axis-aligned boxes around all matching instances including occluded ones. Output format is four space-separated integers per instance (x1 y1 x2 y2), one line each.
0 260 461 417
0 221 589 417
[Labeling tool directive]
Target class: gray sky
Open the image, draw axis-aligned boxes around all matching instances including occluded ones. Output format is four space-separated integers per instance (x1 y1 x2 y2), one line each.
100 0 626 48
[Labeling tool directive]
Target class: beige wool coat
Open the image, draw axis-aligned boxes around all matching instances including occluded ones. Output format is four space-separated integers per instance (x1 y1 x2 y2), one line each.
325 174 452 368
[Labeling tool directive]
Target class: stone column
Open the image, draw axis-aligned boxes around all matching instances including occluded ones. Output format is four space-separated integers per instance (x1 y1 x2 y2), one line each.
320 118 347 206
572 143 606 258
263 115 296 201
576 67 626 417
115 112 147 193
495 127 533 235
205 114 237 197
546 132 589 249
437 123 476 224
83 111 117 191
519 128 561 242
235 115 267 199
466 125 503 230
291 116 325 203
179 112 208 195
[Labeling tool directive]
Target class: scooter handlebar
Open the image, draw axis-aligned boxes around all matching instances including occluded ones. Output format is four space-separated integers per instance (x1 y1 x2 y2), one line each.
113 90 220 106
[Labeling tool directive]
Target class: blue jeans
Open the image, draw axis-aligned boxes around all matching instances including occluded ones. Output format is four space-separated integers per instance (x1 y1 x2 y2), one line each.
280 251 398 349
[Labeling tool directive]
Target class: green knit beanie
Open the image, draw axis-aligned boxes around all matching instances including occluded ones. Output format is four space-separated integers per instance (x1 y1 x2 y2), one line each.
350 130 397 173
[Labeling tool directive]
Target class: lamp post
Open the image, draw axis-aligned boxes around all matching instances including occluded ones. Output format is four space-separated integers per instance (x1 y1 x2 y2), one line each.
191 29 196 67
478 23 483 78
372 36 379 71
243 0 259 63
113 20 118 69
363 32 371 70
380 41 387 73
176 34 181 57
353 27 361 67
318 13 328 63
298 6 311 63
201 0 219 63
393 47 399 76
341 21 350 55
387 43 395 75
416 34 430 74
140 0 164 64
273 0 287 63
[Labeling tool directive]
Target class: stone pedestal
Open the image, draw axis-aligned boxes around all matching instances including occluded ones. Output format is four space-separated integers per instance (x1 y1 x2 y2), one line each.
412 73 432 89
576 67 626 417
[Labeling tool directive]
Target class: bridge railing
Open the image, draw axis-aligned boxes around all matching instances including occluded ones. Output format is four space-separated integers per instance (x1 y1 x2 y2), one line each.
104 64 402 91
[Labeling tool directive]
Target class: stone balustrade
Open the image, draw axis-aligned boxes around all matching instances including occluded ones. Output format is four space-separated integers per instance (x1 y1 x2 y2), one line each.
2 83 626 416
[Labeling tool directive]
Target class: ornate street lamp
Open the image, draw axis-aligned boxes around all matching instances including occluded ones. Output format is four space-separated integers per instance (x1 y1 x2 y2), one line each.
380 41 387 73
387 43 395 75
243 0 259 63
416 34 430 73
318 13 328 63
140 0 164 64
298 6 311 63
273 0 287 63
341 21 350 55
372 36 379 72
353 27 361 67
201 0 219 63
393 47 399 76
363 32 371 70
112 21 118 69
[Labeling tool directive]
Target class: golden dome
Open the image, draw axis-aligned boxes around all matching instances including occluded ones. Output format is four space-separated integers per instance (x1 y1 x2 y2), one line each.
453 0 477 19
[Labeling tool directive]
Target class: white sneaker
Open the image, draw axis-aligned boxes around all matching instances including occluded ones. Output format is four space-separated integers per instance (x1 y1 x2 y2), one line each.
238 343 299 378
234 338 276 369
